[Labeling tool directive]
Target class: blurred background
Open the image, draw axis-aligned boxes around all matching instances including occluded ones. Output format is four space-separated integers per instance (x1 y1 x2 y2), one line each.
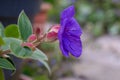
1 0 120 80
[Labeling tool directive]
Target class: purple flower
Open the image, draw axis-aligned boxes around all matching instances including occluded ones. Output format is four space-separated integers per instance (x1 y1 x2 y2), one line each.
58 5 82 58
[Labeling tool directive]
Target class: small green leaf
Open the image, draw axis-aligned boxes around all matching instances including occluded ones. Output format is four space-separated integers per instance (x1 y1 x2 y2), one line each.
1 38 22 50
31 58 51 74
30 49 51 73
40 60 51 74
0 68 4 80
18 11 32 41
0 37 5 46
4 24 20 38
32 49 48 61
0 23 4 37
0 58 16 70
10 42 33 58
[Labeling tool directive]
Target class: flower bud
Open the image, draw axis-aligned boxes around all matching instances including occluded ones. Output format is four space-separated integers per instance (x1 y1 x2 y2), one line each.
45 24 60 42
21 42 36 51
49 24 60 33
28 34 37 42
36 28 41 35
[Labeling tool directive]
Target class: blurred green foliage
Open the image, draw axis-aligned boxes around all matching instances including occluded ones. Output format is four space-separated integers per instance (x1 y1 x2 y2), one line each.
45 0 120 36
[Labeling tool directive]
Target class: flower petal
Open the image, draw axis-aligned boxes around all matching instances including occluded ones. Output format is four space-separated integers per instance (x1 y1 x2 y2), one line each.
61 5 75 20
69 37 82 57
65 18 82 38
58 18 70 57
59 37 69 57
64 36 82 57
59 5 82 58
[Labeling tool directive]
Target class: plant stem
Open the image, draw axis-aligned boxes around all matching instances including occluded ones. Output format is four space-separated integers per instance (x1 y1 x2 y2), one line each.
0 68 4 80
2 50 11 55
0 50 11 57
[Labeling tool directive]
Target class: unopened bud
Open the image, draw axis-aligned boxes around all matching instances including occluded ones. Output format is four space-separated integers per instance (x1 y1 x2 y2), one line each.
21 42 36 51
36 28 41 35
45 24 60 42
49 24 60 33
28 34 37 42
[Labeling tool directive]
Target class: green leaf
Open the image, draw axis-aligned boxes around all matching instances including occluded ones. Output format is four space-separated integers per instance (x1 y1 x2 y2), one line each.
32 58 51 74
0 23 4 37
18 11 32 41
30 49 51 74
32 49 48 61
0 68 4 80
0 37 5 46
0 58 16 70
39 60 51 74
1 38 22 50
10 42 33 58
4 24 20 38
